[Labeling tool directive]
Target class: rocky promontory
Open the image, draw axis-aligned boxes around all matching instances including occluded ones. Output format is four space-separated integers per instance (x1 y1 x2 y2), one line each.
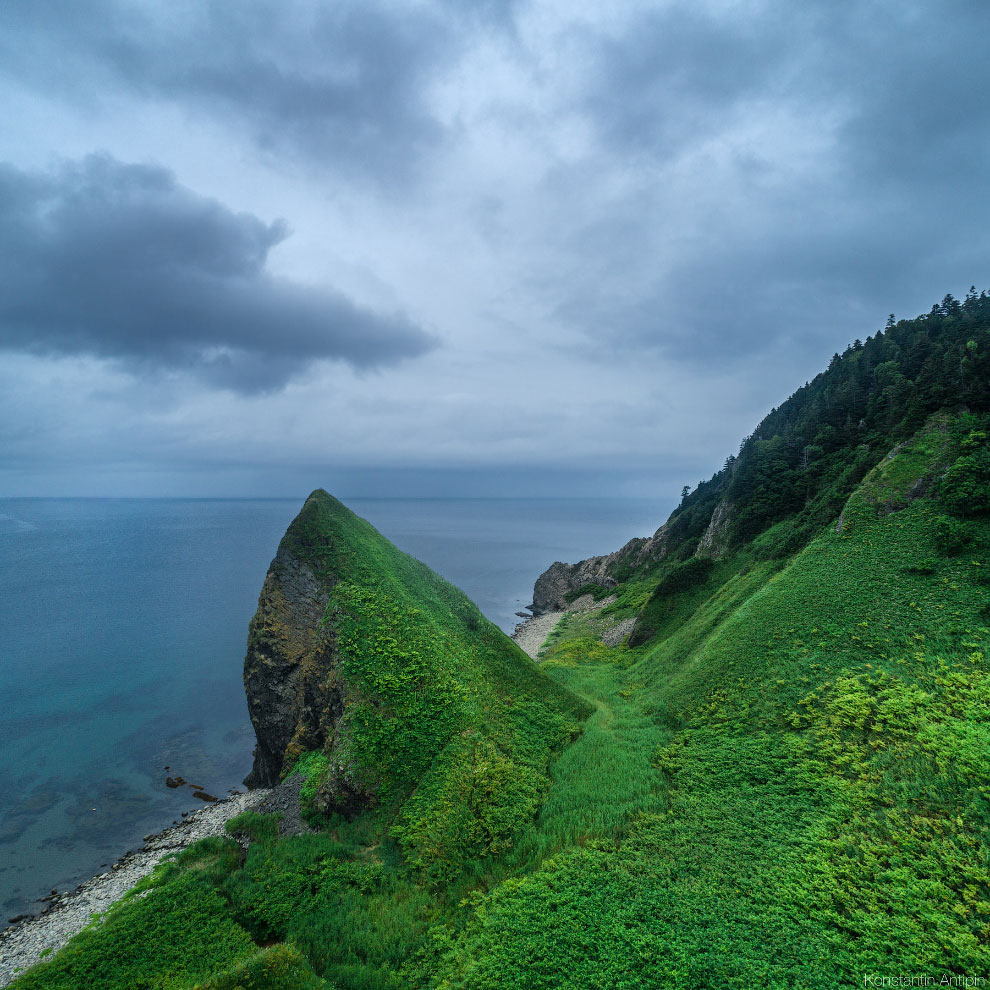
531 522 672 613
242 492 374 818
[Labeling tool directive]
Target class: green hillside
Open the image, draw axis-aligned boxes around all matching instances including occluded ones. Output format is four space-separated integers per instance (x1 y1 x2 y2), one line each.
446 414 990 986
11 294 990 989
252 489 589 836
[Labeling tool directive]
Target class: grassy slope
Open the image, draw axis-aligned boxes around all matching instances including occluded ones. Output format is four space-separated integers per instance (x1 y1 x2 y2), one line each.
10 493 589 990
278 490 589 812
441 420 990 987
13 429 990 989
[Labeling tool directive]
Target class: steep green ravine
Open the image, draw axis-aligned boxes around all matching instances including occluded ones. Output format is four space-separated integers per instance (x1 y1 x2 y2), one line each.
439 428 990 987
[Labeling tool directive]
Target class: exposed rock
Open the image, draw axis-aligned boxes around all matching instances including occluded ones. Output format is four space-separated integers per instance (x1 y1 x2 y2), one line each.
243 543 337 788
531 523 671 613
601 616 637 647
251 773 315 838
696 500 733 559
904 475 933 501
242 510 367 817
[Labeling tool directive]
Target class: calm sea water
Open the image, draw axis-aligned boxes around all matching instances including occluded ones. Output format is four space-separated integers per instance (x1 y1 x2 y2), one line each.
0 496 669 922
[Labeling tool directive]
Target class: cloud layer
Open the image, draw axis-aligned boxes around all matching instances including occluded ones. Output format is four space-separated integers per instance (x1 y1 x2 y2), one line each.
2 0 990 495
0 155 435 391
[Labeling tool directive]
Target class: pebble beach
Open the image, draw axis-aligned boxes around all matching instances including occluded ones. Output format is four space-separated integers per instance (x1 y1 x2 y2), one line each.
0 789 269 987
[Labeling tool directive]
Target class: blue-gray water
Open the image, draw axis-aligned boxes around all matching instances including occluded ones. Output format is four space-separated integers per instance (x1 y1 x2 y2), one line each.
0 496 669 923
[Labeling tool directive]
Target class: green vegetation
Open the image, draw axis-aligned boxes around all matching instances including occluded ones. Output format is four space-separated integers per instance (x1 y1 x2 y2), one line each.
286 752 330 827
276 490 587 814
563 582 612 604
654 290 990 567
628 555 716 646
12 292 990 988
436 424 990 986
8 840 263 990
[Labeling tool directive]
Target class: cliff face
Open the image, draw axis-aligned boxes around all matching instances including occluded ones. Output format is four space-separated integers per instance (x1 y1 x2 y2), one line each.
695 500 733 558
241 493 386 815
243 545 330 787
242 544 369 814
531 523 671 613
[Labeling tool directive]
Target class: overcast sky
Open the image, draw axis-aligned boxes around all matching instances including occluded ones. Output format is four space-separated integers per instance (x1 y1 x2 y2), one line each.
1 0 989 498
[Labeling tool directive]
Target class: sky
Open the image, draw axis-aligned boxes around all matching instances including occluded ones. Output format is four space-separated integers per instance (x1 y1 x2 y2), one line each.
2 0 990 499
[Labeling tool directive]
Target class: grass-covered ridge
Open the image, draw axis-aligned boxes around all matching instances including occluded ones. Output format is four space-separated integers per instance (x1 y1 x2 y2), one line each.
11 295 990 988
265 489 591 873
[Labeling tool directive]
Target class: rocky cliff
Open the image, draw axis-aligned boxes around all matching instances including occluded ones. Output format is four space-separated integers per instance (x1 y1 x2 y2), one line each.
531 522 672 613
695 499 733 558
243 543 332 788
242 504 369 815
243 489 590 830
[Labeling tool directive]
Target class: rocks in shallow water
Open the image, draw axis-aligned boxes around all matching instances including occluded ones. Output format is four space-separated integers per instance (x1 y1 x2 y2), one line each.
165 773 221 805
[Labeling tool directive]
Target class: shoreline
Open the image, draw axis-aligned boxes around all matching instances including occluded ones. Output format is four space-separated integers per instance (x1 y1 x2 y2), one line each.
511 592 616 660
1 603 581 986
0 787 269 987
511 609 566 659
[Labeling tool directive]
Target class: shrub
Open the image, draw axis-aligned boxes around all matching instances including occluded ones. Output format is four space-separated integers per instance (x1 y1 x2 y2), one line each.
290 751 331 827
198 945 328 989
941 446 990 517
628 556 718 647
226 810 281 845
752 519 814 560
931 514 973 555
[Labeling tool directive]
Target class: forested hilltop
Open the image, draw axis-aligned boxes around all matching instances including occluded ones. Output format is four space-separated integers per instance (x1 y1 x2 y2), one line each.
11 292 990 989
536 287 990 621
671 288 990 554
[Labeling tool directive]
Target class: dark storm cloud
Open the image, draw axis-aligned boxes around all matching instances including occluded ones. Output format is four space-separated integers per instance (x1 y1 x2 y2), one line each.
0 0 513 184
0 155 436 390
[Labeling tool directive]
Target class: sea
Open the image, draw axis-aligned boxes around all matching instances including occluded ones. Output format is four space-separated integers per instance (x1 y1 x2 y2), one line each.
0 496 669 923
